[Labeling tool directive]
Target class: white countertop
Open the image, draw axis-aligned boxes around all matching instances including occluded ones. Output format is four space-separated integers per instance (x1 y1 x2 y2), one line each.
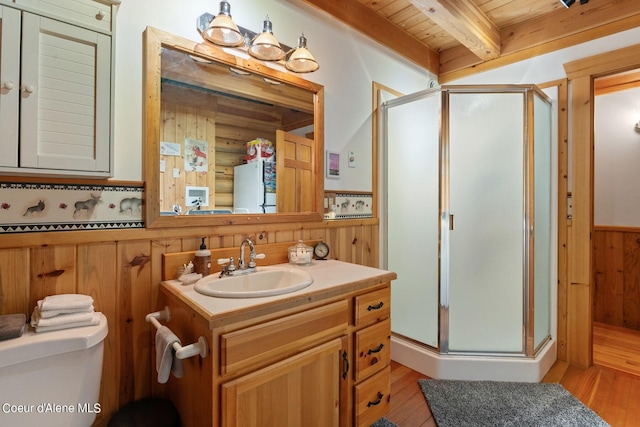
161 260 396 323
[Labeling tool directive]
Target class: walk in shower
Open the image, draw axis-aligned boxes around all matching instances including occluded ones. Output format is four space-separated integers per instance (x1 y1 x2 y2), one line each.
381 85 556 381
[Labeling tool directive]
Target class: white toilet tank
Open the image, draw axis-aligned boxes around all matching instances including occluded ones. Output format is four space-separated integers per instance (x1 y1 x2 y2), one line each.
0 313 108 427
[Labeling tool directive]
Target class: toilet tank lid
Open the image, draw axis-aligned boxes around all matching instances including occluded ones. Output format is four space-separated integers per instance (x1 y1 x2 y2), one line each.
0 312 108 369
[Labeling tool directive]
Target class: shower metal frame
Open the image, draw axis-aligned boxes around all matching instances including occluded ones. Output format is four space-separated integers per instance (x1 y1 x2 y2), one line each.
382 84 552 358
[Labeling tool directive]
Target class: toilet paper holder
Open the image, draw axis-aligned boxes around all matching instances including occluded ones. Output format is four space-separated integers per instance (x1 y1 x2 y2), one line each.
146 306 208 359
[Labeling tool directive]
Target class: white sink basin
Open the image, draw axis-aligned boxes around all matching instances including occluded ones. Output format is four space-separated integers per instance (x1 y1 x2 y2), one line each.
194 266 313 298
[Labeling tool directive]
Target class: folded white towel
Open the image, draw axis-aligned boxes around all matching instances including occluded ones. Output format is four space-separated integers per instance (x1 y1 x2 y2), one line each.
38 305 95 319
156 326 184 384
31 307 95 328
31 311 101 333
38 294 94 312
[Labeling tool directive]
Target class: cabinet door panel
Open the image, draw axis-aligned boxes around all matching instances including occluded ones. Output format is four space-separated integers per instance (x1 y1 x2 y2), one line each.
222 338 344 427
20 12 110 172
0 6 20 167
18 0 112 32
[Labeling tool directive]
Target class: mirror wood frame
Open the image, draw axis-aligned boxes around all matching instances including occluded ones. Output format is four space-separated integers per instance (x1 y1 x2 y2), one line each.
143 26 325 228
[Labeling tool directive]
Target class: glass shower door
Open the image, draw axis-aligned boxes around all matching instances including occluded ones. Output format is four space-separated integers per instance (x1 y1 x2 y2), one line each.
533 91 552 351
383 89 440 348
445 90 525 353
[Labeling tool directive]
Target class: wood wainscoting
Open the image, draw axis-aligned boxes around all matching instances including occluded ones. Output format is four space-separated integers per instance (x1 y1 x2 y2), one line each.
0 218 379 426
593 226 640 330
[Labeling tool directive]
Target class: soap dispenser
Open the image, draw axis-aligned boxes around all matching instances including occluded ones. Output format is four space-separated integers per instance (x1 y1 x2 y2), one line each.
193 238 211 277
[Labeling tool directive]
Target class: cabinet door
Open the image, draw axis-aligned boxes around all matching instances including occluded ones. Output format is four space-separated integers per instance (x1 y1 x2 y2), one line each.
221 337 345 427
0 6 20 167
20 12 111 173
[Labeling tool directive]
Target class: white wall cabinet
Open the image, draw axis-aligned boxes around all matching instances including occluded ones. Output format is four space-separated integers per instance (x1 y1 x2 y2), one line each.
0 0 117 177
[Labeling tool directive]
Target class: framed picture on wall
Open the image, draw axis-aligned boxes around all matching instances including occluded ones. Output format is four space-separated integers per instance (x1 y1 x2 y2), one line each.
326 151 340 179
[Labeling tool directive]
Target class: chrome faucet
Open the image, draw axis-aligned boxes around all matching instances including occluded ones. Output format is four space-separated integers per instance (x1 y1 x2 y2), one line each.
238 238 256 270
218 239 265 277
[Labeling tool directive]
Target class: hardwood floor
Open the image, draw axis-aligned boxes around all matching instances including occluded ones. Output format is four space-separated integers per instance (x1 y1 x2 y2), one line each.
386 361 436 427
385 323 640 427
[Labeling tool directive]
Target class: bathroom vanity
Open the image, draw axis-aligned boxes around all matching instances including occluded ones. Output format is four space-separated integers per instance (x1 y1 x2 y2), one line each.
158 260 396 427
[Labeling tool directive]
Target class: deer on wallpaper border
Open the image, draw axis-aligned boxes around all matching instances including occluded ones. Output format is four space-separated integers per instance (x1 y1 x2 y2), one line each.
73 194 102 219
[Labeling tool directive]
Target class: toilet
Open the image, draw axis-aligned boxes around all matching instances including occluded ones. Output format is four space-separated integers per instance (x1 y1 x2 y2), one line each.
0 313 108 427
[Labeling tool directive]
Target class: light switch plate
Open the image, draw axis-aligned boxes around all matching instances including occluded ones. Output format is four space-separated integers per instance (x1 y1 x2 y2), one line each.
348 151 356 168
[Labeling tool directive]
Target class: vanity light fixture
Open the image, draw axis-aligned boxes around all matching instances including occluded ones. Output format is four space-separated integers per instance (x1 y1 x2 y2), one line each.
197 11 319 73
285 33 319 73
201 1 244 47
248 16 285 61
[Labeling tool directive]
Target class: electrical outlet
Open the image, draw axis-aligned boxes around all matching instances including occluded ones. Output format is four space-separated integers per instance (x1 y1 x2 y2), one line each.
348 151 356 168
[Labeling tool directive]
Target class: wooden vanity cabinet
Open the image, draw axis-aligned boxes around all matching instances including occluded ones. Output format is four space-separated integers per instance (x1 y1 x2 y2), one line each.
159 281 392 427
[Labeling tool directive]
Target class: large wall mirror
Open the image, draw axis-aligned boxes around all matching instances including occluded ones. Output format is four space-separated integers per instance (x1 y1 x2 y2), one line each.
143 27 325 228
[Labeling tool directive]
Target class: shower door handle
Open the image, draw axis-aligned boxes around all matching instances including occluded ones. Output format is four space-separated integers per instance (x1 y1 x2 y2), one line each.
449 214 454 230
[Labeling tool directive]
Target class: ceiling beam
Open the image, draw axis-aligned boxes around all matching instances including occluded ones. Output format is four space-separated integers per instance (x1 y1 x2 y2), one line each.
407 0 500 61
440 0 640 81
288 0 440 75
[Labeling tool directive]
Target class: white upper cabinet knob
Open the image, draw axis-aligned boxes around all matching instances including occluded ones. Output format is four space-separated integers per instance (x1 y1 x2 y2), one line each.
22 85 35 94
2 81 14 90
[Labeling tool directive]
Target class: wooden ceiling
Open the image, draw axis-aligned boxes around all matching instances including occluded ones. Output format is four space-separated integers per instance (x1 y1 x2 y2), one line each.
290 0 640 82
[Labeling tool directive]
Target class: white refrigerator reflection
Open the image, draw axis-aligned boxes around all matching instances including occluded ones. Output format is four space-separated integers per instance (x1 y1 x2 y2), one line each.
233 160 276 213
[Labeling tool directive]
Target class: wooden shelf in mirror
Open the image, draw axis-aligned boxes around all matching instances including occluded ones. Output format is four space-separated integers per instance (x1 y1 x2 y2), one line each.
143 26 325 228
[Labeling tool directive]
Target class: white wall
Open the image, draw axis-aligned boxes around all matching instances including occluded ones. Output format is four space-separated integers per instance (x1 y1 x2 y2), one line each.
594 87 640 226
111 0 435 189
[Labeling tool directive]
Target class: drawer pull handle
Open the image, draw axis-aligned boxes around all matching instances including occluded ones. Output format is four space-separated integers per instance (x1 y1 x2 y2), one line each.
367 302 384 311
367 392 384 407
367 343 384 355
342 351 349 380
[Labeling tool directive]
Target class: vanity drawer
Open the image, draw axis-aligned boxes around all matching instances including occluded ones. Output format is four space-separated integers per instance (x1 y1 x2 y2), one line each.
354 319 390 382
354 366 391 427
221 300 348 376
354 286 390 328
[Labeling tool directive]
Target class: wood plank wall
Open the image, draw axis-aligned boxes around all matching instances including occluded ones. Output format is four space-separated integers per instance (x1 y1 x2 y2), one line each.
160 82 278 213
593 227 640 330
0 219 379 426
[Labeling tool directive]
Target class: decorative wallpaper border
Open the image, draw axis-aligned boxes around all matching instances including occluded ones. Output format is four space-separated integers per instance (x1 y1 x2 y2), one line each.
0 182 144 234
324 191 373 219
